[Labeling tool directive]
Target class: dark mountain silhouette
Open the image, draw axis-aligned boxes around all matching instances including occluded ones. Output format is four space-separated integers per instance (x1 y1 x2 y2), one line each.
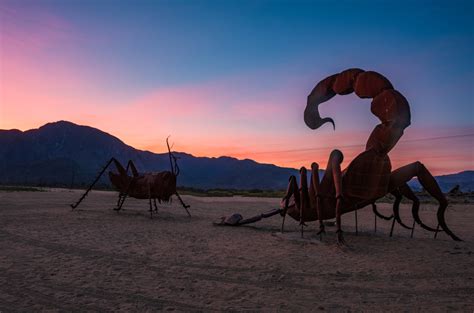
0 121 302 189
408 170 474 193
0 121 472 192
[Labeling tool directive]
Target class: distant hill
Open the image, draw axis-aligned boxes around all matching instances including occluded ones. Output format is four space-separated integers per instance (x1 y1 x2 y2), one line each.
408 171 474 193
0 121 301 189
0 121 472 192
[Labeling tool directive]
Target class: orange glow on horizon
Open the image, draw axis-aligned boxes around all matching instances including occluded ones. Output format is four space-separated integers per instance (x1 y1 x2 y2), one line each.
137 126 473 175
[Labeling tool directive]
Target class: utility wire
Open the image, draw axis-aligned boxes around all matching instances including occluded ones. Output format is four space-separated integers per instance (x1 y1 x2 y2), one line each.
232 133 474 156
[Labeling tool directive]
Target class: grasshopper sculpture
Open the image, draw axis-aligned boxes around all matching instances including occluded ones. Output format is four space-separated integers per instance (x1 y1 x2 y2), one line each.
71 138 190 218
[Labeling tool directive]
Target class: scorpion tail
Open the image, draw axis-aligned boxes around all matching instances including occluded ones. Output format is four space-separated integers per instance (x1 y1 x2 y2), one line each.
305 68 366 130
304 73 339 130
304 68 411 154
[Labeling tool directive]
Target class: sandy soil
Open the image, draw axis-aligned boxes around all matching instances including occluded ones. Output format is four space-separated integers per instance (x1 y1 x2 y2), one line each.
0 189 473 312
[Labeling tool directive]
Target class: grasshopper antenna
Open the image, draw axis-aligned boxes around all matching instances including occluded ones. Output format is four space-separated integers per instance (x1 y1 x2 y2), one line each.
166 136 174 176
166 136 180 177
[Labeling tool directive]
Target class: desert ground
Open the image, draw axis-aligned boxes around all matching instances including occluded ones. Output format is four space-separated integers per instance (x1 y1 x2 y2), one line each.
0 189 473 312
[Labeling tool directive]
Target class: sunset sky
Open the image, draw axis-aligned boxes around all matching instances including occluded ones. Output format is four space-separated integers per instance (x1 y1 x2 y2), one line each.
1 0 473 174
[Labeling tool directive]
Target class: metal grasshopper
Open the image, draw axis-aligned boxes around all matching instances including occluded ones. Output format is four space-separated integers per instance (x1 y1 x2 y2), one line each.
71 138 190 218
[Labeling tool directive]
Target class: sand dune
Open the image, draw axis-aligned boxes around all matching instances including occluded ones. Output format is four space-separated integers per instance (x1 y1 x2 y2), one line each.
0 189 473 312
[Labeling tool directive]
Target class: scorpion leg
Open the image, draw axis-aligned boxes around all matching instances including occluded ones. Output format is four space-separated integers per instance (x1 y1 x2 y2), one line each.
372 202 393 220
397 184 420 238
280 175 299 233
299 167 310 238
393 186 416 230
389 189 406 237
372 202 377 233
355 210 358 236
153 198 159 213
382 188 414 238
327 150 345 245
149 197 153 219
373 203 377 233
175 191 191 217
389 190 401 237
389 162 461 241
395 174 438 233
372 202 393 233
310 162 325 240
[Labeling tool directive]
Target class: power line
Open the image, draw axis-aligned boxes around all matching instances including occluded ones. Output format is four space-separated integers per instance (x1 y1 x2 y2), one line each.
402 133 474 143
232 133 474 156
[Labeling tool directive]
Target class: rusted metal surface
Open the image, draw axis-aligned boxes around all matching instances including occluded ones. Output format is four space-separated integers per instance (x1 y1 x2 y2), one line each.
70 138 190 218
283 68 461 243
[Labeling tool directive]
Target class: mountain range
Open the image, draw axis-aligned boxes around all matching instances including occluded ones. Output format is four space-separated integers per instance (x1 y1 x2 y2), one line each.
0 121 472 192
0 121 301 190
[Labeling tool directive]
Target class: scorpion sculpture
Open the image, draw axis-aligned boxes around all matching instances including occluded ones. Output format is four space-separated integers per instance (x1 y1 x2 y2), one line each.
284 68 461 243
217 68 461 244
71 138 190 218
